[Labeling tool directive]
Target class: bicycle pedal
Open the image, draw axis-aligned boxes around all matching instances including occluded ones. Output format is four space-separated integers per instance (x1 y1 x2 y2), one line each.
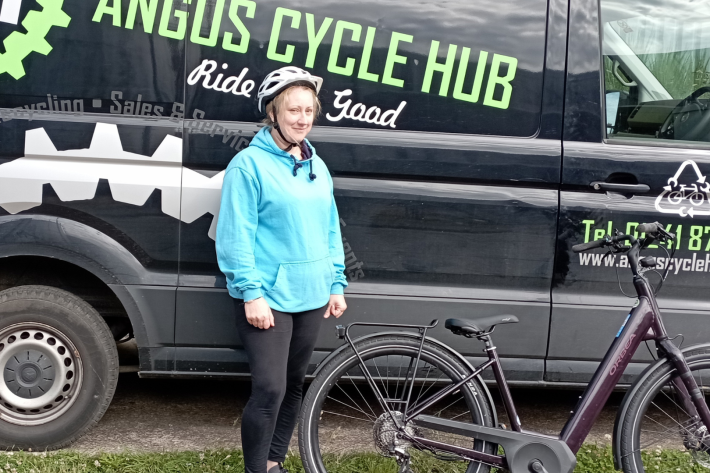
499 423 508 430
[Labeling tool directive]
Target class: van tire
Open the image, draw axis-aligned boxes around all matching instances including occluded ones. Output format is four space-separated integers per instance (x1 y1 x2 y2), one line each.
0 285 118 450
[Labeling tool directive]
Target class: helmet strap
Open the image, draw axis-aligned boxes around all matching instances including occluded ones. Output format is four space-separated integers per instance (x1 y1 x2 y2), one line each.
273 120 299 153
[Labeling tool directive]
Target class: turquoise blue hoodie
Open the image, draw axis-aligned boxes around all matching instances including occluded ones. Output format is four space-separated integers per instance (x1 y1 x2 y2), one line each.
215 126 348 312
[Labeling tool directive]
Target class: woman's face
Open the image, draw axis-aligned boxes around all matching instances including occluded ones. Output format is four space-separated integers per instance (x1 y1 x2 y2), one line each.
272 87 315 142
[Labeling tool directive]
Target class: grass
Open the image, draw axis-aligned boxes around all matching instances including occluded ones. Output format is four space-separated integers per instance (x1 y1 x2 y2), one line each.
0 445 704 473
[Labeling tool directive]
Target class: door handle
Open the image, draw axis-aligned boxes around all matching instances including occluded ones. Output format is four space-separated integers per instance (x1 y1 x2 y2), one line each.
590 181 650 193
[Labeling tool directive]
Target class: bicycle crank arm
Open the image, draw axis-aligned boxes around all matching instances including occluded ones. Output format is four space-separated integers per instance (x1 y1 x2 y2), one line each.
415 415 577 473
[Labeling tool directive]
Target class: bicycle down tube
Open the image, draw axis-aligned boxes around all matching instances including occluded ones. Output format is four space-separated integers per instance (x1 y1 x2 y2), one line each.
561 273 710 453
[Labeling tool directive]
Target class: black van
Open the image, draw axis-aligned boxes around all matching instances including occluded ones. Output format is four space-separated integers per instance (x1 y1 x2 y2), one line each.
0 0 708 449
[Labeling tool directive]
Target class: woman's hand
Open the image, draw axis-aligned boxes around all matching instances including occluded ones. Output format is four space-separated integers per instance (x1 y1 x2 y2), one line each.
244 297 274 329
324 294 347 318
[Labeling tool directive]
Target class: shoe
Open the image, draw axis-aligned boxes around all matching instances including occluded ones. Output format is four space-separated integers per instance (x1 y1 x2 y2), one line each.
267 463 288 473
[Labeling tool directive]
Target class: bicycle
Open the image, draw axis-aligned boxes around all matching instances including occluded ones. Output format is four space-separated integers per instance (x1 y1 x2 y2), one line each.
298 222 710 472
667 184 706 207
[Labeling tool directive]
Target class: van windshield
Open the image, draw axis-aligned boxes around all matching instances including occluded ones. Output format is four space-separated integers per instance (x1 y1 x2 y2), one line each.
601 0 710 144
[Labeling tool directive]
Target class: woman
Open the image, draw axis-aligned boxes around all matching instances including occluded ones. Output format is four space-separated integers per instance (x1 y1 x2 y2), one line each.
215 66 348 473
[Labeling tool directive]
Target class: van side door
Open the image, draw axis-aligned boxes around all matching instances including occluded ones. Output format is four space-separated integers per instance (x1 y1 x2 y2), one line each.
551 0 710 383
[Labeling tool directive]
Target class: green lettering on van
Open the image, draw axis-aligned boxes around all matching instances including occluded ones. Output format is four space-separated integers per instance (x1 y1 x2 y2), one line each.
125 0 159 33
158 0 188 40
582 220 595 243
594 228 606 241
328 20 362 76
357 26 379 82
222 0 256 54
305 13 332 68
191 0 225 47
453 49 488 103
92 0 122 27
483 54 517 109
422 40 457 96
382 32 412 88
625 222 638 246
267 7 301 63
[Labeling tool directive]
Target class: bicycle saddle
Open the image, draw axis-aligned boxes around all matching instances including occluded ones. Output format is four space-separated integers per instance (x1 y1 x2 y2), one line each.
445 315 519 336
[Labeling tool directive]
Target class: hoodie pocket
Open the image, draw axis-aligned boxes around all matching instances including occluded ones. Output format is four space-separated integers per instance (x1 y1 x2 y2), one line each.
267 256 335 311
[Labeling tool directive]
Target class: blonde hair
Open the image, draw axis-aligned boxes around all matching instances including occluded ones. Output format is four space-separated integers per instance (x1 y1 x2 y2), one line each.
262 85 321 127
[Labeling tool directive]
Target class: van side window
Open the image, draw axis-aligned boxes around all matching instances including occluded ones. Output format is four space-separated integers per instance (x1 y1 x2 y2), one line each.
601 1 710 145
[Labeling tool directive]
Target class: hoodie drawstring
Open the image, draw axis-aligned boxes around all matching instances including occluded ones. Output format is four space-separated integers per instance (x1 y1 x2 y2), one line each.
290 156 316 181
308 160 316 180
291 158 303 176
272 125 316 181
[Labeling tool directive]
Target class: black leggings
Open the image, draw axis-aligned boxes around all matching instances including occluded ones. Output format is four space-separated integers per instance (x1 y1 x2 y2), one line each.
234 300 326 473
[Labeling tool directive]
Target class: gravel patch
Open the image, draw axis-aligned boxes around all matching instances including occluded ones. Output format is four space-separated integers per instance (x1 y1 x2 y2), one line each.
68 371 626 454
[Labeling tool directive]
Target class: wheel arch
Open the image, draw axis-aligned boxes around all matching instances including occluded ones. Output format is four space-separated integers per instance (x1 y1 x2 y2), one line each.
0 214 173 286
312 330 498 427
0 215 177 366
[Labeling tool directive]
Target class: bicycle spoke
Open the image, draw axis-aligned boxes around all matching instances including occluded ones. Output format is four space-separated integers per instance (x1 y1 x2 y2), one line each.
370 356 390 402
334 382 376 421
432 393 465 418
636 413 687 451
325 394 376 423
648 401 696 437
386 355 389 396
658 385 692 419
395 354 404 400
346 365 379 420
413 366 444 408
450 409 472 421
321 410 372 423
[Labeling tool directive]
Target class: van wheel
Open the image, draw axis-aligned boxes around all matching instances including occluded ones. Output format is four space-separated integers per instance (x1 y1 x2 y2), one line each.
0 285 118 449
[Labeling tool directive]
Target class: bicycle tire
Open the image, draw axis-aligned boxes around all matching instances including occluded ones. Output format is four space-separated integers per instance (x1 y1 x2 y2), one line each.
667 191 684 205
298 334 496 473
618 346 710 473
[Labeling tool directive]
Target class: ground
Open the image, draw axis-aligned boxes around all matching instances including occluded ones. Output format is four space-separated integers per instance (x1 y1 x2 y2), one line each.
68 340 624 454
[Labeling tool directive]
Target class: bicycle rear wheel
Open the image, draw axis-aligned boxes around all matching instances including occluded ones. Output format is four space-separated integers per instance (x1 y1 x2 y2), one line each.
618 347 710 473
298 335 497 473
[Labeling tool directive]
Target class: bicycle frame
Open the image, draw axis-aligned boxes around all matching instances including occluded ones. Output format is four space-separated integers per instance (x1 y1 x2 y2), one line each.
339 252 710 470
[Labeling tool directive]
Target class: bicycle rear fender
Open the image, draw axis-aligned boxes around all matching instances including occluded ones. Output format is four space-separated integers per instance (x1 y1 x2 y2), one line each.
311 330 498 427
612 342 710 469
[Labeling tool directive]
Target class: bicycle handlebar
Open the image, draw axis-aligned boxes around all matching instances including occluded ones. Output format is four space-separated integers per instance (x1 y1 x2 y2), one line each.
637 222 660 234
572 233 637 254
572 239 607 253
637 221 676 240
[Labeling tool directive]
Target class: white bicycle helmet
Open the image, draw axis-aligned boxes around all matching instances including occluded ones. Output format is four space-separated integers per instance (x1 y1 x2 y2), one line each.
257 66 323 113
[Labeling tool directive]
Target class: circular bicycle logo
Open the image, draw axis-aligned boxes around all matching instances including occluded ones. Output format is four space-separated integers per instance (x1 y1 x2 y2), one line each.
0 0 70 80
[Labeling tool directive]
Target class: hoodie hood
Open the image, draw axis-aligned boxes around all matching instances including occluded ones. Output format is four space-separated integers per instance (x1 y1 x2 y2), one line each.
250 127 318 180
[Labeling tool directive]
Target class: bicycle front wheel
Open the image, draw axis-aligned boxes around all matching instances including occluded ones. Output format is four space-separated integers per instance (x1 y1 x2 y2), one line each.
618 347 710 473
298 335 497 473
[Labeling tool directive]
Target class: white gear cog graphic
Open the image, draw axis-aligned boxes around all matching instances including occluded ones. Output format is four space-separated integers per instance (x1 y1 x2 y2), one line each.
0 123 225 240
